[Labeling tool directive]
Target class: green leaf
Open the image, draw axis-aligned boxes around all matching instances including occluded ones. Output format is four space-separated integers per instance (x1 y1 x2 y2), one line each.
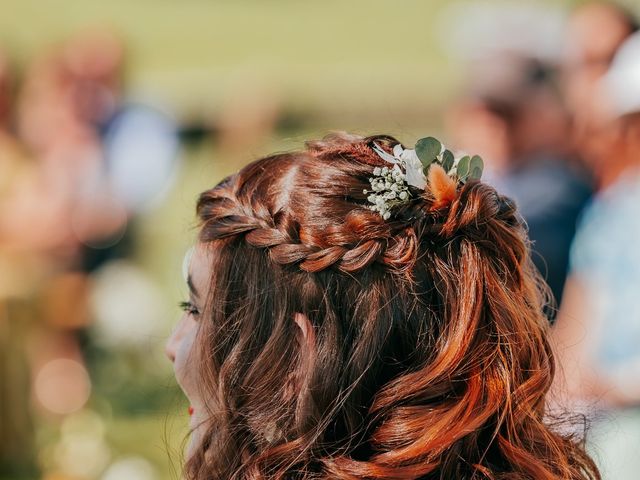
469 155 484 180
441 149 454 172
456 155 470 181
415 137 442 169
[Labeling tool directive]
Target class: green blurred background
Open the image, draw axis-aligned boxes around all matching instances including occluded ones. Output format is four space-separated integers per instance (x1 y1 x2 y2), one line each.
0 1 634 479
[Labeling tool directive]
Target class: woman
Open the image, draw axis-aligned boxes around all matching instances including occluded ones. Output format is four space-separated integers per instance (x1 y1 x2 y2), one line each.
166 133 599 479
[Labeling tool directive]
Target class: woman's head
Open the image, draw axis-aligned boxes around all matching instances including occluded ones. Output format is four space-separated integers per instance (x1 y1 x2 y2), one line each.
168 133 598 479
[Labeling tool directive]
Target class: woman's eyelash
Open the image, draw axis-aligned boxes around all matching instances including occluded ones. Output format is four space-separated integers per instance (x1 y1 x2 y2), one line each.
179 301 200 316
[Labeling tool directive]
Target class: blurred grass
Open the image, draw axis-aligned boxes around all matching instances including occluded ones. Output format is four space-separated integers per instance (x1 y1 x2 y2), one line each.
0 0 589 123
1 0 454 108
106 413 188 480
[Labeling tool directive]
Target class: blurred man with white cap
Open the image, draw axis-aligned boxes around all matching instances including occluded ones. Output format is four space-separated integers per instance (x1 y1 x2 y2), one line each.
553 28 640 480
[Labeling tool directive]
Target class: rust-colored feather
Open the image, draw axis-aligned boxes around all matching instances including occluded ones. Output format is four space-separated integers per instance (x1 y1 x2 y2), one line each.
428 164 457 209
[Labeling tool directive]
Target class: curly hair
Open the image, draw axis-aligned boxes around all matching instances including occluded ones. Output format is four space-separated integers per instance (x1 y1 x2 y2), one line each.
186 133 599 479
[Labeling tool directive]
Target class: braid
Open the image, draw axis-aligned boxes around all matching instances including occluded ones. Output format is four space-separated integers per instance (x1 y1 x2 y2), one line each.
199 187 413 273
196 135 519 276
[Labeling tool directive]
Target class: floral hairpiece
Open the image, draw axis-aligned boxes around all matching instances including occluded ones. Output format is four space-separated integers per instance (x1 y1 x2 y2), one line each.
364 137 483 219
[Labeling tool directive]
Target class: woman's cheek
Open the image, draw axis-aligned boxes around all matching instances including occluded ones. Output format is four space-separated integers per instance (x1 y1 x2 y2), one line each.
174 317 200 400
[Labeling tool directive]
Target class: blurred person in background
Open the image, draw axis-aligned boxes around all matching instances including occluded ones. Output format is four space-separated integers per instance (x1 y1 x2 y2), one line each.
561 1 638 152
1 29 179 479
9 29 178 266
553 29 640 480
60 28 179 250
0 39 122 480
446 54 592 316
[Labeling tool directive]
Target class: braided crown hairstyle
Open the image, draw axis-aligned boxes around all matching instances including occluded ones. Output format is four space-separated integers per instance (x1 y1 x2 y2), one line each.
188 133 599 479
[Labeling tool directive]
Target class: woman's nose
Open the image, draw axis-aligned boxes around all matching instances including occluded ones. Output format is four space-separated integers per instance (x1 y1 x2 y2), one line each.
165 337 176 363
165 324 180 363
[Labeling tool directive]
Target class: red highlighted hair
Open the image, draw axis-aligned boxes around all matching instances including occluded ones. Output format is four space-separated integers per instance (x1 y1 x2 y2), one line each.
188 133 599 479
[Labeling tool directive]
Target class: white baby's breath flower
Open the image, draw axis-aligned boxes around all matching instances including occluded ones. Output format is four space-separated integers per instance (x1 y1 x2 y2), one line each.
367 137 481 220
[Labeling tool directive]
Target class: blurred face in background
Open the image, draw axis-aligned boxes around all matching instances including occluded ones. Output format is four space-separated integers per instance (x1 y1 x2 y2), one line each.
563 3 635 143
63 29 124 125
445 100 511 174
446 61 570 174
575 67 640 189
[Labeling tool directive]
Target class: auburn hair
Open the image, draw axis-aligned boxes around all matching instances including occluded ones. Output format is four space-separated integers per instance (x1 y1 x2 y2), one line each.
187 133 599 479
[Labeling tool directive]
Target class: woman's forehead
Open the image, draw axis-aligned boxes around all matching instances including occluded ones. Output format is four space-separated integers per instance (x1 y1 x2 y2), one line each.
183 244 213 296
182 246 195 282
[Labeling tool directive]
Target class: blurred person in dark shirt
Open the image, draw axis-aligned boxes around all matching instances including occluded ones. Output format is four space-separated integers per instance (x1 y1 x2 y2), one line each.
446 54 593 317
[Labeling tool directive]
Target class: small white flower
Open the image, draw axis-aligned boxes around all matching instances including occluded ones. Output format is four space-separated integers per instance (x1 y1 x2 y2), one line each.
399 149 427 189
367 138 474 220
399 148 416 164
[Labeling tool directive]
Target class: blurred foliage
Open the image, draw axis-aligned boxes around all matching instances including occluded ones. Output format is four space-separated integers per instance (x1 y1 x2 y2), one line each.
0 0 594 125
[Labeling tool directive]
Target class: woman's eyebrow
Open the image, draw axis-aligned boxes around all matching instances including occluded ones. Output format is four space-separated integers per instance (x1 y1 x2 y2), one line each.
187 275 200 299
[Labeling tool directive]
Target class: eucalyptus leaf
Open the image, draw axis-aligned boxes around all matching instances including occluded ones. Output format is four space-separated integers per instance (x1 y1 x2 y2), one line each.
441 149 454 172
469 155 484 180
456 155 470 181
415 137 441 168
470 166 483 180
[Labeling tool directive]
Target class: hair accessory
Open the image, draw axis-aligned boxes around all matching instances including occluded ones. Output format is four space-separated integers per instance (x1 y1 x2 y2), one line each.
364 137 483 219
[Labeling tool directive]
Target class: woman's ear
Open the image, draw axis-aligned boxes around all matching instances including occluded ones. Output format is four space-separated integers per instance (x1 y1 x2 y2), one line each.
293 312 315 347
290 313 318 420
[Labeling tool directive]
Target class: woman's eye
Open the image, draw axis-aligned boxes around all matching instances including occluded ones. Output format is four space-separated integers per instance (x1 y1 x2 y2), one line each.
179 301 200 316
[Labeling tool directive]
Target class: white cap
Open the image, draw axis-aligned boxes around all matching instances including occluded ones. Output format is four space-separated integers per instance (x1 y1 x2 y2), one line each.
603 31 640 117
